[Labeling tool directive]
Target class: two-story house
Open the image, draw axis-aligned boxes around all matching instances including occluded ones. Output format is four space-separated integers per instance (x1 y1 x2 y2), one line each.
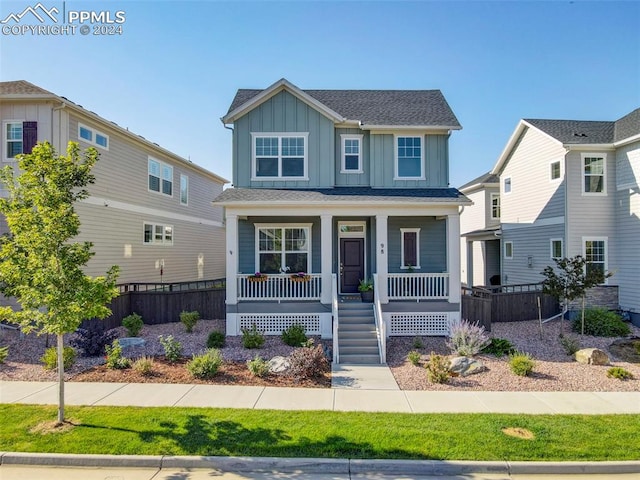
482 108 639 323
1 80 228 296
214 79 470 364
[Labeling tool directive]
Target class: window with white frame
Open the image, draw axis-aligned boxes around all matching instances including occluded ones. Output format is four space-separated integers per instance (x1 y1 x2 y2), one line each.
143 223 173 245
148 158 173 196
78 123 109 150
550 239 563 260
252 133 308 179
582 154 606 194
5 121 23 159
341 134 363 173
584 238 607 279
491 193 500 219
550 160 561 180
180 174 188 205
504 177 512 194
504 241 513 259
401 228 420 269
395 136 423 179
256 225 310 274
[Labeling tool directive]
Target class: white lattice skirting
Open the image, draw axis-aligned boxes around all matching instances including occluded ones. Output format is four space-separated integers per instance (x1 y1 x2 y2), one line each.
388 312 454 336
237 314 321 336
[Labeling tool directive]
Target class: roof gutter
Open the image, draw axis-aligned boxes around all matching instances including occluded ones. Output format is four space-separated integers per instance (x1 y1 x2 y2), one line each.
359 124 462 132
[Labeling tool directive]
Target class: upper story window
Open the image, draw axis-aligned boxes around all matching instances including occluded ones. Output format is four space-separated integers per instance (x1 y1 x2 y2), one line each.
582 154 606 194
251 133 308 180
341 134 363 173
504 177 512 194
550 160 561 181
4 121 37 160
395 136 423 179
78 123 109 150
490 193 500 219
148 157 173 196
180 174 188 205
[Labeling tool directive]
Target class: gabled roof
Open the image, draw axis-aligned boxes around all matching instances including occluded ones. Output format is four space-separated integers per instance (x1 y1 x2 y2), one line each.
523 119 615 145
0 80 53 96
459 172 499 192
614 108 640 143
224 78 461 129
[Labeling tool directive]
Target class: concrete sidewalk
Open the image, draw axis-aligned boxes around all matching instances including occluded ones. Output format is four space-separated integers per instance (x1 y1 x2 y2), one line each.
2 380 639 414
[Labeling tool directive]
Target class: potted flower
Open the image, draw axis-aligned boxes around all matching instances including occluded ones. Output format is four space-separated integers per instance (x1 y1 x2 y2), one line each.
358 278 374 303
290 271 310 282
248 272 268 282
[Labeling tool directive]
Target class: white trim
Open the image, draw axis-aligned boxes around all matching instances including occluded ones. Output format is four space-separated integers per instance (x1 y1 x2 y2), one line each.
582 236 608 283
400 228 421 270
550 159 562 182
503 177 512 194
614 132 640 147
550 238 563 260
362 125 461 132
148 157 174 197
180 174 189 206
142 221 174 246
501 216 565 230
251 132 309 181
490 192 500 220
254 223 313 274
340 134 364 173
78 122 109 150
394 134 425 180
504 241 513 260
3 119 23 161
581 152 607 196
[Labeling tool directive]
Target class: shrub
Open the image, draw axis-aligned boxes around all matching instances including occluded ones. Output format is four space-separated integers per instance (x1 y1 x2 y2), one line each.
122 313 144 337
105 340 131 369
71 324 118 357
407 350 421 366
446 319 490 356
425 352 449 384
187 349 222 379
132 356 154 376
0 346 8 363
158 335 182 363
607 367 634 380
558 334 580 356
573 308 631 337
509 351 535 377
281 323 308 347
481 338 516 358
41 346 76 371
241 324 265 349
247 355 270 377
207 330 226 349
412 336 424 349
288 344 329 380
180 311 200 333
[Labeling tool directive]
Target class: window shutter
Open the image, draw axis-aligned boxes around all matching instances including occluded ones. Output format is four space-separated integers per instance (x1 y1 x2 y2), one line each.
404 232 417 266
22 122 37 154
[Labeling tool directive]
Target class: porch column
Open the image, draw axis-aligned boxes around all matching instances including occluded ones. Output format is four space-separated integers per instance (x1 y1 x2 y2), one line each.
447 213 461 304
320 214 332 304
225 213 238 305
375 214 388 303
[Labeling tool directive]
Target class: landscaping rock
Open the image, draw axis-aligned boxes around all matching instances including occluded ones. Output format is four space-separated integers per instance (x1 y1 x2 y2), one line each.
575 348 609 365
608 337 640 363
268 356 290 373
448 356 486 377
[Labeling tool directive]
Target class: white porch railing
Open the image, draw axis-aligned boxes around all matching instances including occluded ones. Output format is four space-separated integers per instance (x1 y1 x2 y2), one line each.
237 274 322 301
331 273 339 364
373 274 386 364
387 273 449 300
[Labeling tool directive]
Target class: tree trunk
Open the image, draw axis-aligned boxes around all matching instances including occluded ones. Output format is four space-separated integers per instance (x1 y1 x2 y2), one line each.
57 333 65 425
581 296 586 335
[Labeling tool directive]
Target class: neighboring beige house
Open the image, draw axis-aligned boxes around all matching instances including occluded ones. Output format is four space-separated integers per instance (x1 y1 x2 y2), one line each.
1 80 228 289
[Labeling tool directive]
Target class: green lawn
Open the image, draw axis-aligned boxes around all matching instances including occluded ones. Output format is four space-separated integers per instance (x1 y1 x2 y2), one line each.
1 405 638 461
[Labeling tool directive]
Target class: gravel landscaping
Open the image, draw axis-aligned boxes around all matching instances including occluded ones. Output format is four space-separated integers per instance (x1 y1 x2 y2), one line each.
1 318 638 391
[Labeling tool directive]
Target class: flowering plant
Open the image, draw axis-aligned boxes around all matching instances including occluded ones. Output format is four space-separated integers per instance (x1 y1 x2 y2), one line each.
292 271 307 278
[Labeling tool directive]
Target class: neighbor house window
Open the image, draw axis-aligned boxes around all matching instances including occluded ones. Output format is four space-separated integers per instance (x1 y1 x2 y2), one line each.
4 120 37 160
401 228 420 269
582 154 606 194
491 193 500 219
148 157 173 196
395 136 423 179
252 133 308 179
341 134 363 173
550 239 563 260
78 123 108 150
584 238 607 279
504 241 513 259
143 223 174 245
504 177 512 194
180 174 188 205
256 225 310 274
550 160 561 180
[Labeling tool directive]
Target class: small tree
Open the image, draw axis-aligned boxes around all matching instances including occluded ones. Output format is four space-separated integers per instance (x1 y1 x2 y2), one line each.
541 255 611 335
0 142 119 425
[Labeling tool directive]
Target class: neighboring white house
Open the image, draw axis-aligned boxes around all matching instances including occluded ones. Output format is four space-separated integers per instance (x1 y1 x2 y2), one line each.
1 80 228 290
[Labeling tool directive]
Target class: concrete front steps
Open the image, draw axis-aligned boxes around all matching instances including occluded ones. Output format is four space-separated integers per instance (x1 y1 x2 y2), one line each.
337 302 382 364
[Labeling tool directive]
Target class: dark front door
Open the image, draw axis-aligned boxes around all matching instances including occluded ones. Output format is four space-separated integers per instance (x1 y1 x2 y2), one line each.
340 238 364 293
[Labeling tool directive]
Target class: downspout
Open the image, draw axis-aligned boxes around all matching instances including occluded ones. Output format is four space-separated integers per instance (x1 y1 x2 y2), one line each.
52 101 66 151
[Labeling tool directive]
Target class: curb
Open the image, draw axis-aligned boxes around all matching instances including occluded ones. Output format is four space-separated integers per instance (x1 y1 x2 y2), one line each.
1 452 640 475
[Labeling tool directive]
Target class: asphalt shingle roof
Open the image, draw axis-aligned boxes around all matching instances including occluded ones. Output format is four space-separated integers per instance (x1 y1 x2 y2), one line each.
227 88 461 127
459 172 499 190
614 108 640 142
0 80 53 96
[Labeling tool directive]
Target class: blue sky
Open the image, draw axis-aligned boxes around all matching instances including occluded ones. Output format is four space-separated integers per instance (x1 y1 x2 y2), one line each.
2 0 639 188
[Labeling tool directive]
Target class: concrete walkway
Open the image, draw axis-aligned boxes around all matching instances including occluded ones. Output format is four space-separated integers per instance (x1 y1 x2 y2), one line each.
2 379 639 414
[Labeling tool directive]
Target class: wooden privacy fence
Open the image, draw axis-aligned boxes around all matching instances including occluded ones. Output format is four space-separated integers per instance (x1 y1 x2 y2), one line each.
81 279 226 330
462 283 559 331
